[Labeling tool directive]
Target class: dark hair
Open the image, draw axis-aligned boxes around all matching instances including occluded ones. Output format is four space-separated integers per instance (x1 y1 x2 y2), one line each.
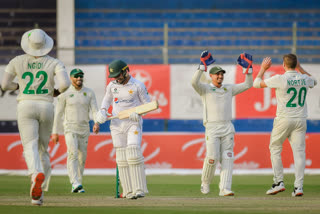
283 54 297 69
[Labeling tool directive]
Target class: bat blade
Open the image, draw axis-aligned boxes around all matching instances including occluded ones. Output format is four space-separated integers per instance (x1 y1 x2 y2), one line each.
118 100 159 119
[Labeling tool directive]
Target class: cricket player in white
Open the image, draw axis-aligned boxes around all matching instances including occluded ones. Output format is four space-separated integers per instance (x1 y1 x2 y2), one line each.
0 29 70 205
191 51 253 196
96 60 150 199
253 54 317 197
52 68 100 193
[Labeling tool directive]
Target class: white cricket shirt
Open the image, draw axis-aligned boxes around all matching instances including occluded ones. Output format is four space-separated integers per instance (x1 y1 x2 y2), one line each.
5 54 66 102
100 76 151 116
264 70 316 118
52 85 99 134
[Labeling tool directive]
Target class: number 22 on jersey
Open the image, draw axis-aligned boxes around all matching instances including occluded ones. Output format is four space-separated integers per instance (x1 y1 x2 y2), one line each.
22 71 49 94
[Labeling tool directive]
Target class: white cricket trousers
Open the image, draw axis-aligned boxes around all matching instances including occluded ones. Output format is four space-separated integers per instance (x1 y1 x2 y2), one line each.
65 132 89 185
270 117 306 188
17 100 53 190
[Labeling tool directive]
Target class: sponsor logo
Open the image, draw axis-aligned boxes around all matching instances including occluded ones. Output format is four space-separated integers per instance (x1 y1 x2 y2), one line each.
134 130 139 135
209 159 215 164
227 152 233 158
114 98 118 103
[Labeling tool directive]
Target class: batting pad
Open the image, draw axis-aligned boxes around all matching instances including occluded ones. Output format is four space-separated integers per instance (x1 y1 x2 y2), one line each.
219 150 234 191
201 157 217 184
116 147 133 196
126 146 148 194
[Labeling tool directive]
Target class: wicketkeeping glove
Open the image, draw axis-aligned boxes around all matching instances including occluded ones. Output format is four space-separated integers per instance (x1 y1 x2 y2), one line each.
129 112 140 122
200 50 215 71
237 53 253 74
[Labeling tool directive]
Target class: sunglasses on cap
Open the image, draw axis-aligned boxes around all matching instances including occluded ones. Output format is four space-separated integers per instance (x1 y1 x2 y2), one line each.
73 74 84 78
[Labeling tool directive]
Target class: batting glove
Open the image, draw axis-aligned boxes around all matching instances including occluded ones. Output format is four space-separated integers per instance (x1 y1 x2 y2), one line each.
237 53 253 74
129 112 140 122
96 109 110 124
200 50 215 71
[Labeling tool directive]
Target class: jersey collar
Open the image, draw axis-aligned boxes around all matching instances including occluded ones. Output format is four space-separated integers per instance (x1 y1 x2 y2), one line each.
285 70 297 74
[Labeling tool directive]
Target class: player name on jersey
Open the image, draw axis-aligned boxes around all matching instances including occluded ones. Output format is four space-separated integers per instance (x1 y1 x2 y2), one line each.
287 79 306 86
28 62 43 69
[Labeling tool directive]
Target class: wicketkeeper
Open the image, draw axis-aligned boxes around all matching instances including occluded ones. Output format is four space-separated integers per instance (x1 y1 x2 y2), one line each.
96 60 150 199
191 51 253 196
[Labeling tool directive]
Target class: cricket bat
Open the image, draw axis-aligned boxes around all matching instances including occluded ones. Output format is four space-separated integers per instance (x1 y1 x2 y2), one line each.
107 100 159 121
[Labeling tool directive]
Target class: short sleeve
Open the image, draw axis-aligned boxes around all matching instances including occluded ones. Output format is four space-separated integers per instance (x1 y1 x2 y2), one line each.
54 59 66 74
264 74 282 88
5 57 17 76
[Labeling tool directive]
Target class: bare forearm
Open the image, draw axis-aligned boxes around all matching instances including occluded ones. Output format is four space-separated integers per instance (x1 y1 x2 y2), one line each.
297 66 311 76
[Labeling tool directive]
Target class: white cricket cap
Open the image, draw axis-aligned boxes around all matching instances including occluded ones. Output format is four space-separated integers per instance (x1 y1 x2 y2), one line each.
21 29 53 57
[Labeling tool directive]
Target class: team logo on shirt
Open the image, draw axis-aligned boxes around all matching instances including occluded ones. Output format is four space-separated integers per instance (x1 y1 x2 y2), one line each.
114 98 119 103
211 88 216 92
83 92 87 96
113 88 118 94
70 94 74 97
134 130 139 135
128 89 133 94
223 87 227 91
209 159 215 164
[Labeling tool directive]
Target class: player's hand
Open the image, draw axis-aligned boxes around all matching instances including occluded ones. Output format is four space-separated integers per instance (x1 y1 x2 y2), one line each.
237 53 253 74
52 134 59 144
53 89 60 97
129 112 140 122
261 57 272 71
200 50 215 71
96 109 109 124
93 123 100 134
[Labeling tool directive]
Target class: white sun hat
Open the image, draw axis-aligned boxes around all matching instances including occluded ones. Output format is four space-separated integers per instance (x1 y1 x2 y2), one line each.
21 29 54 57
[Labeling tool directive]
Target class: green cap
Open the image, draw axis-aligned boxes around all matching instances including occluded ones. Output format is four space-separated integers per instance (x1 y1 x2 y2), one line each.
108 60 128 78
70 68 84 77
209 66 226 75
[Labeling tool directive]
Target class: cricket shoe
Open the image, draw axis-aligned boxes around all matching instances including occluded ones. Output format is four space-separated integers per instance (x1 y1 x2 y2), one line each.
292 187 303 197
30 172 45 201
219 189 234 196
135 191 145 198
71 184 83 193
266 181 285 195
78 187 85 193
31 192 44 206
125 192 137 200
201 183 210 194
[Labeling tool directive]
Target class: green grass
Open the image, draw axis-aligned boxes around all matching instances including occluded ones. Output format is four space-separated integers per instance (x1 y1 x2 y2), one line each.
0 174 320 213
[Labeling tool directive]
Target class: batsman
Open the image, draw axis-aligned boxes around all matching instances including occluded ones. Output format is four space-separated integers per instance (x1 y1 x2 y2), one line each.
96 60 150 199
191 50 253 196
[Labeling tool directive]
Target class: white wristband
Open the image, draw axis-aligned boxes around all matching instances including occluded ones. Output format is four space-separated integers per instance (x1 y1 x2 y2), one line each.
253 77 262 88
199 64 206 71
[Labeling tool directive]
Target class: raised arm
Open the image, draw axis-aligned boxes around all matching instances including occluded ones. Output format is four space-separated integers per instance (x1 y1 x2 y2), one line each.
253 57 272 88
296 60 318 87
232 73 253 96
